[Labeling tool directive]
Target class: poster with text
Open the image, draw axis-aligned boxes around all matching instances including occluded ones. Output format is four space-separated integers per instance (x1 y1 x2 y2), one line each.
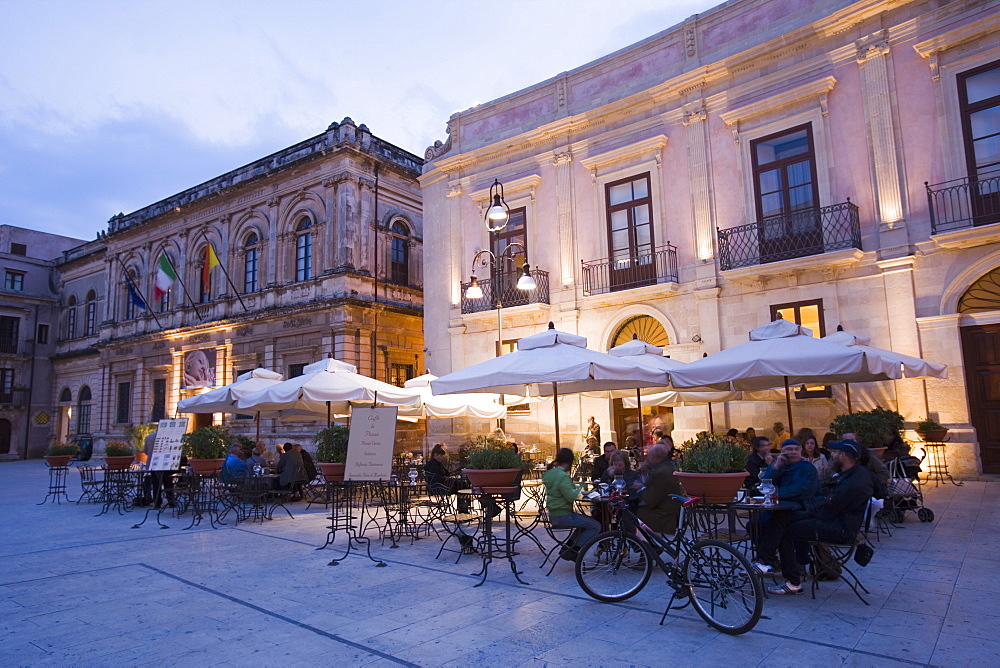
147 418 189 471
344 406 398 481
182 348 217 389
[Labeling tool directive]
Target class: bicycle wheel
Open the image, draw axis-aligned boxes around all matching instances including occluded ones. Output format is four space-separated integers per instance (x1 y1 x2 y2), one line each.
683 539 763 635
575 531 653 602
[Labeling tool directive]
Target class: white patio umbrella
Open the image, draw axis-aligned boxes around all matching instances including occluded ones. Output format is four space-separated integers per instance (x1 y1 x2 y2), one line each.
431 323 669 448
822 326 948 413
237 358 421 426
399 373 507 419
622 388 786 432
666 319 903 434
176 368 284 441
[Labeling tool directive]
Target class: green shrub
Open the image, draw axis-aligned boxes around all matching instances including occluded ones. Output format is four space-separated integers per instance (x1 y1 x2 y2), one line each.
124 423 157 452
465 446 524 470
916 417 943 431
47 441 80 457
181 425 230 459
104 441 135 456
313 426 350 463
676 432 750 474
829 407 904 449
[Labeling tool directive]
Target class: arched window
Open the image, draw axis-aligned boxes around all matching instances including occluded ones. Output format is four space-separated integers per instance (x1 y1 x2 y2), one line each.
244 232 260 293
77 385 92 434
295 217 313 281
123 269 141 320
611 315 670 348
66 296 77 339
959 266 1000 313
59 387 72 403
84 290 97 335
390 220 409 286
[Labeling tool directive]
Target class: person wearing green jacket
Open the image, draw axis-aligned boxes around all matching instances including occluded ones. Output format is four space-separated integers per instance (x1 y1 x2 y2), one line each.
543 447 601 560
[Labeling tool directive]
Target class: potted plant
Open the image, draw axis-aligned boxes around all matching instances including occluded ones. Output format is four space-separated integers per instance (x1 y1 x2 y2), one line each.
673 431 751 503
314 425 350 481
829 407 905 450
104 440 136 470
124 423 157 465
915 417 948 443
463 435 525 492
181 425 230 475
45 441 80 467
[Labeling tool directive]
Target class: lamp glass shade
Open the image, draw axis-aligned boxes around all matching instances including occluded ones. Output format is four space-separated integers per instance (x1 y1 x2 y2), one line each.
516 268 536 291
465 279 484 299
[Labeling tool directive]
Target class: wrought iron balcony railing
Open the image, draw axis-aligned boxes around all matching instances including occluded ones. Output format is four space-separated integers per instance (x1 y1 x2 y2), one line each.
926 172 1000 234
718 200 861 271
460 268 549 315
0 338 19 355
581 243 678 296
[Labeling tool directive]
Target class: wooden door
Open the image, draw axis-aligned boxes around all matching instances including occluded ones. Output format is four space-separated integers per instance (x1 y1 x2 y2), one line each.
960 323 1000 473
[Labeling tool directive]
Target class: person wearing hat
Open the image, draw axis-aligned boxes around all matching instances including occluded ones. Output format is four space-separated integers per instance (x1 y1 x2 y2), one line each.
543 447 600 561
760 439 819 512
755 439 874 595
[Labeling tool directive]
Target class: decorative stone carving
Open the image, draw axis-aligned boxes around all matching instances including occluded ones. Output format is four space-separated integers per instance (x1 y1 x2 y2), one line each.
282 316 312 329
190 333 211 344
553 151 572 166
682 106 707 126
236 325 253 337
425 125 453 161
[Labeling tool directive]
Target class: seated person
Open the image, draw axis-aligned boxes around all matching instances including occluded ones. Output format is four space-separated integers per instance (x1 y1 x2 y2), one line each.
277 442 307 497
840 431 889 499
543 447 600 561
635 443 682 535
220 445 248 483
424 444 458 491
294 443 318 482
882 431 909 461
591 442 616 482
600 450 639 488
757 439 874 595
759 440 819 512
744 437 772 489
247 447 267 470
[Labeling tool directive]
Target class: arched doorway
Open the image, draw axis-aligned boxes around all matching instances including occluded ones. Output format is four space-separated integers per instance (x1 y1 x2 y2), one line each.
959 267 1000 474
0 418 11 454
608 315 672 449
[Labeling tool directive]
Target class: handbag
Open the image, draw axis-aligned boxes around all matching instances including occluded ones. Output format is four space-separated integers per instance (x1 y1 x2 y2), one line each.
888 476 918 497
854 542 874 567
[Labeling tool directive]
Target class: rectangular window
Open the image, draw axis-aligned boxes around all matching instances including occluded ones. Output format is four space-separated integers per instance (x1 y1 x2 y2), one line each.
36 323 49 345
959 60 1000 226
296 234 312 281
4 271 24 291
10 243 26 256
151 378 167 422
78 403 92 434
233 369 254 419
0 368 13 403
116 381 131 423
605 174 655 291
390 363 414 388
390 237 408 286
160 289 171 313
244 248 259 293
497 339 530 412
492 207 528 306
289 363 307 378
85 302 96 335
0 316 18 354
751 125 821 262
770 299 831 398
67 308 77 339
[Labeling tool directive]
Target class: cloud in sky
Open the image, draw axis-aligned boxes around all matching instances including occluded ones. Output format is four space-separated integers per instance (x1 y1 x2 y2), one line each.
0 0 717 243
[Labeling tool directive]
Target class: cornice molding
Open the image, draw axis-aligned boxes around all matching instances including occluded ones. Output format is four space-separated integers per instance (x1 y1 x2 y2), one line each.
579 135 668 172
719 76 837 127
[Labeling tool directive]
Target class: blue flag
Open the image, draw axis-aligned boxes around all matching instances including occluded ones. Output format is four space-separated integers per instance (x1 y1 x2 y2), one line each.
127 281 147 310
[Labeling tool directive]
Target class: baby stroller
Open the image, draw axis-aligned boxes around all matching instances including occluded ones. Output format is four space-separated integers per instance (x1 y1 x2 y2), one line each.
883 451 934 523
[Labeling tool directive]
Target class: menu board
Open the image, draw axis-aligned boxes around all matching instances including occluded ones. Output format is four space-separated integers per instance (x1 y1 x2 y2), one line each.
344 406 398 481
147 418 189 471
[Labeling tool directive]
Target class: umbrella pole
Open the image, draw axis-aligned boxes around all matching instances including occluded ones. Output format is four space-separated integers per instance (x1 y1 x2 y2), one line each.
327 401 331 428
552 382 561 450
708 402 714 432
784 376 794 436
845 383 853 414
636 389 642 449
255 412 260 443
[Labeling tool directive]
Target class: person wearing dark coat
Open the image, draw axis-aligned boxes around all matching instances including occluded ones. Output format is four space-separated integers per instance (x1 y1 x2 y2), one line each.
295 444 318 481
277 442 307 497
636 443 683 534
590 442 616 482
744 437 772 489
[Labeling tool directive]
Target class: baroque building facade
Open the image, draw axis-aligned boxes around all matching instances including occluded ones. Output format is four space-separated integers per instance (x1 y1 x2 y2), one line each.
421 0 1000 477
47 118 423 458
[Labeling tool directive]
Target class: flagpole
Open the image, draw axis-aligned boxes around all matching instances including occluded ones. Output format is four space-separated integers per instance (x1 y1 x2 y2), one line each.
199 234 248 313
114 255 163 329
163 253 203 319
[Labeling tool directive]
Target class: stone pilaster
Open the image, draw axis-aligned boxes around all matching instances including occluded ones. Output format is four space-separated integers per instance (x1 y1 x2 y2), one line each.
447 180 464 305
857 31 905 229
553 150 575 286
684 104 715 260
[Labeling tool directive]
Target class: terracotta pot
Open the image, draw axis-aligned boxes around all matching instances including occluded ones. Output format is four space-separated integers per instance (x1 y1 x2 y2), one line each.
44 455 73 467
135 452 149 465
188 458 224 475
464 468 520 490
318 462 346 481
916 428 948 443
103 455 135 470
673 471 747 504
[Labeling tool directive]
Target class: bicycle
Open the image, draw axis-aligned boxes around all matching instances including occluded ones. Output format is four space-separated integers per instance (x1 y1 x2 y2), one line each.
575 490 764 635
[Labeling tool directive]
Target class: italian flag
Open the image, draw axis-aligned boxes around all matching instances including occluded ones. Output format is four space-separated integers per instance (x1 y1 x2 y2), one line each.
154 253 176 300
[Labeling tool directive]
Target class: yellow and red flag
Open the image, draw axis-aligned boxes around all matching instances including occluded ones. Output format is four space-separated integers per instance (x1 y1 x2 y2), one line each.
203 243 220 288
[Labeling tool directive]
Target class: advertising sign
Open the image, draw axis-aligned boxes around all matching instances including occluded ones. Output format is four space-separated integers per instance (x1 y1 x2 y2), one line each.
147 418 189 471
182 348 217 389
344 406 398 481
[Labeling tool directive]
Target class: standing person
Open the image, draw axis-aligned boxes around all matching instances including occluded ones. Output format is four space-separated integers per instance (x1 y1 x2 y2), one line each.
543 448 600 561
586 416 601 445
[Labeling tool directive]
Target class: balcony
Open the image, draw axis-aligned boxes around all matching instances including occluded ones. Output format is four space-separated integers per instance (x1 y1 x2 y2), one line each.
0 388 29 406
0 339 18 355
718 201 861 271
927 173 1000 235
581 243 678 296
460 269 549 315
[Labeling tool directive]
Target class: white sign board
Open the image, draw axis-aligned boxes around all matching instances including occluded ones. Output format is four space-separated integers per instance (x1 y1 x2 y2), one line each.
147 418 189 471
344 406 398 481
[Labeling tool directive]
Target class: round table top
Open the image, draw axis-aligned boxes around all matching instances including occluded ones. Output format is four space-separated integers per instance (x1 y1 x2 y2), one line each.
731 500 799 511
